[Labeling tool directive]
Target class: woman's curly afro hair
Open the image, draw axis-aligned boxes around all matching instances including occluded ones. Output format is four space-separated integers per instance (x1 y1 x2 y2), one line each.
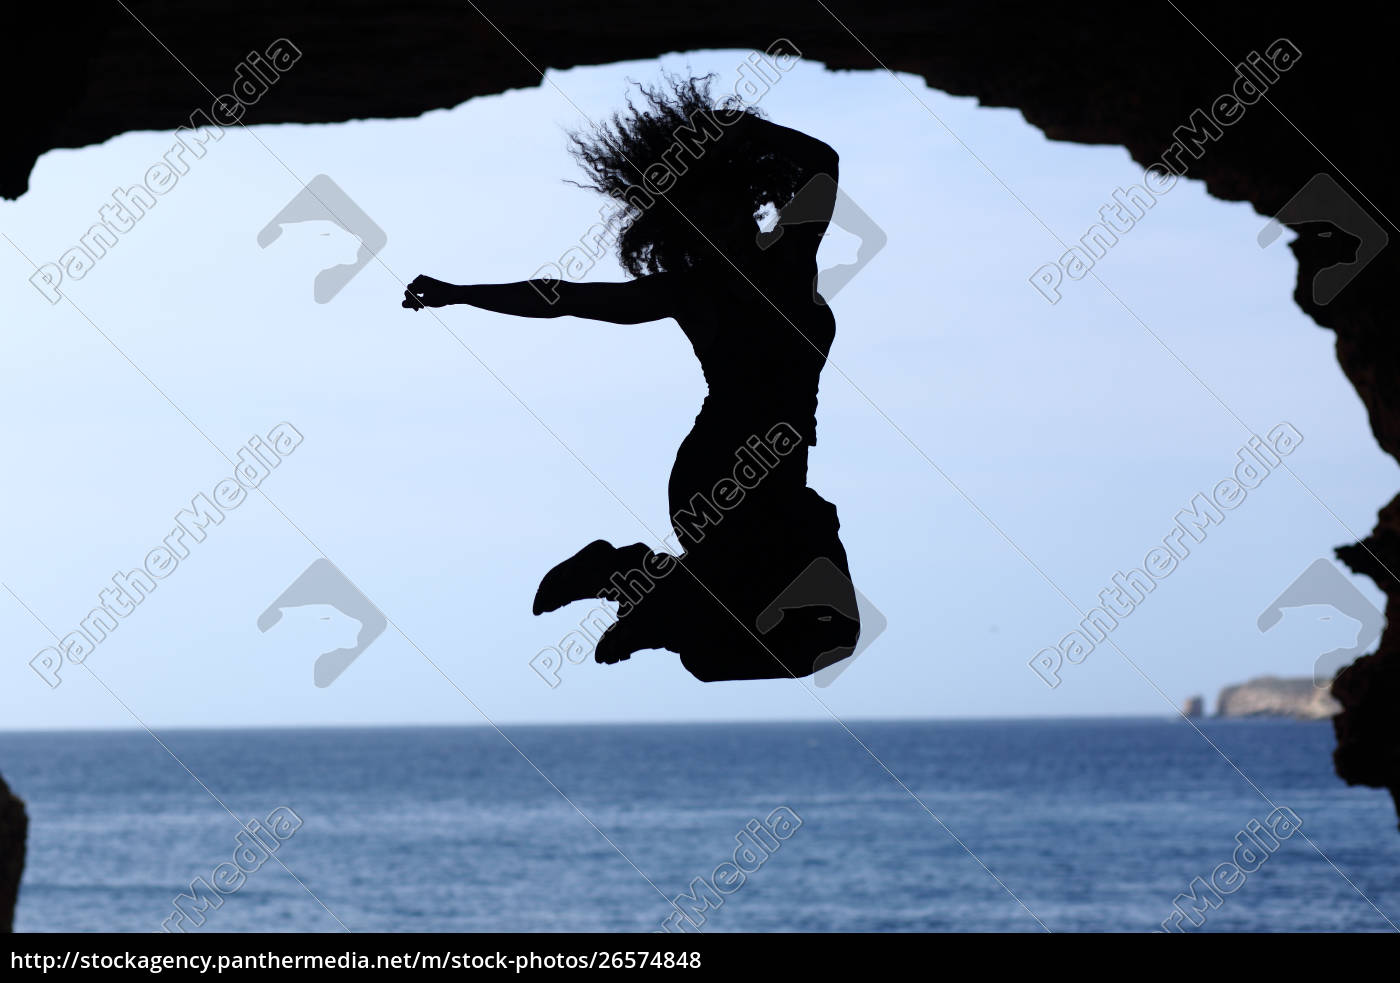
568 73 807 277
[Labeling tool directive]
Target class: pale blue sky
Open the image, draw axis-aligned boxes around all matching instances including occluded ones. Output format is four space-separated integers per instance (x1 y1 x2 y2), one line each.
1 50 1393 730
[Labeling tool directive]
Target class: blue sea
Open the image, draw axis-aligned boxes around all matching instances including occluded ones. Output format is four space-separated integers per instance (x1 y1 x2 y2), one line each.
2 719 1397 933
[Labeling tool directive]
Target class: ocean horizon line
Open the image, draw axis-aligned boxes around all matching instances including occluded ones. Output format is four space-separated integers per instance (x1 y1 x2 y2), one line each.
0 713 1331 737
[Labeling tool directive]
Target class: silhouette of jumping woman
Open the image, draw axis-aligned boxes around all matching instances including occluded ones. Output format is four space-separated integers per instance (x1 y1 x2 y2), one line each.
403 76 862 682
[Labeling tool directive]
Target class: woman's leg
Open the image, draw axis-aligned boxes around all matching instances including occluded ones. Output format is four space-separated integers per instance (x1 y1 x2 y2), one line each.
535 538 685 613
533 540 649 615
592 545 691 663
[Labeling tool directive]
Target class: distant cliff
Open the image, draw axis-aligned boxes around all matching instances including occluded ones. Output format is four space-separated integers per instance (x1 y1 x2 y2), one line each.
1217 676 1341 720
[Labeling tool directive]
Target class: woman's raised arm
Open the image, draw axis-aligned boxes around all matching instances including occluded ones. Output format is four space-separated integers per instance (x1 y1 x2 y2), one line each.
730 114 839 180
729 116 840 255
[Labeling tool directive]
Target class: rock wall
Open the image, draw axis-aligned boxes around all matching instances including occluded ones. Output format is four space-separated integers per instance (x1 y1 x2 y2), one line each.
4 2 1397 821
0 775 26 932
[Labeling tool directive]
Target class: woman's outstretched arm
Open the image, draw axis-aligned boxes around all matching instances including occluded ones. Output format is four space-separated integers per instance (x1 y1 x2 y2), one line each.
401 273 679 324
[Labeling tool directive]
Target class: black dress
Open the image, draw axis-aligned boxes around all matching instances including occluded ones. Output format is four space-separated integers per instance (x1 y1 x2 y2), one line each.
615 260 860 681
